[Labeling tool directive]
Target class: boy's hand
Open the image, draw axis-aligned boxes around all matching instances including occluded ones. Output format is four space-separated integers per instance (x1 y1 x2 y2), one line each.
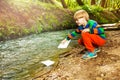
58 39 71 48
61 38 68 44
82 28 90 32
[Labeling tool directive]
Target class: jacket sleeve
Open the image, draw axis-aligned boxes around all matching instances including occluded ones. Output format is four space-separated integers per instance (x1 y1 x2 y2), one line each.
92 27 105 34
89 21 105 34
66 26 83 40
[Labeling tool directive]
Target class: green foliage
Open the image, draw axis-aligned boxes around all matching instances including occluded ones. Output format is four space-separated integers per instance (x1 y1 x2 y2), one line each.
82 5 103 13
62 0 120 11
22 28 30 35
65 0 79 9
82 5 92 13
7 26 15 34
35 21 43 33
37 24 43 33
30 26 35 33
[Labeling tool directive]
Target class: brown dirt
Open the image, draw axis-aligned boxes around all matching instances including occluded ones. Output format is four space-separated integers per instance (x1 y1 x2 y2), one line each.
34 31 120 80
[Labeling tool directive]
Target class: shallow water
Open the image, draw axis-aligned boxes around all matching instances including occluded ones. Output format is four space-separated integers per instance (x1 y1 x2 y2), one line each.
0 29 75 80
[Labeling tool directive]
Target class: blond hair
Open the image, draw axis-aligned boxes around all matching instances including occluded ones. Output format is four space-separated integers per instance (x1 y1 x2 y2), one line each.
74 10 89 21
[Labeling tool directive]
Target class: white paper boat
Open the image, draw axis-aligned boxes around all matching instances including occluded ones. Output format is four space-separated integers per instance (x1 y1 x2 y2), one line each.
58 40 71 48
41 60 55 66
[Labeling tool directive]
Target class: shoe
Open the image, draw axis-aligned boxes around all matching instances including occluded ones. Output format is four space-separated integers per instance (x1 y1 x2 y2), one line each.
95 48 100 53
80 48 87 54
81 51 97 59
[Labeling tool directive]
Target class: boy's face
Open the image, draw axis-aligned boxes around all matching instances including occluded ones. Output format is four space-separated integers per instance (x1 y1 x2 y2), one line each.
75 17 87 27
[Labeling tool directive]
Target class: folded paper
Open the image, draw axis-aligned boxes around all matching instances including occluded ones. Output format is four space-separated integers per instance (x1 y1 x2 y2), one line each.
41 60 55 66
58 40 71 48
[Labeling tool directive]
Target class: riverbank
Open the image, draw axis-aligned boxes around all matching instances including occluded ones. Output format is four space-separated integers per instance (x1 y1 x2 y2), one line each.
33 30 120 80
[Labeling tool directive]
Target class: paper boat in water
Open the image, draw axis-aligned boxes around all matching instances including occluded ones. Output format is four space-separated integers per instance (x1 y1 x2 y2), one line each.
41 60 55 66
58 40 71 48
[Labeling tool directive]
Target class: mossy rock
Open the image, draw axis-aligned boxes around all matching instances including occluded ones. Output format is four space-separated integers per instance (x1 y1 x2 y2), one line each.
89 10 119 24
100 10 119 23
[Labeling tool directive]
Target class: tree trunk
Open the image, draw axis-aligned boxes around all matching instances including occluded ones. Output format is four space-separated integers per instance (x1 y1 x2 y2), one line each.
100 0 106 7
91 0 96 5
60 0 67 8
76 0 84 6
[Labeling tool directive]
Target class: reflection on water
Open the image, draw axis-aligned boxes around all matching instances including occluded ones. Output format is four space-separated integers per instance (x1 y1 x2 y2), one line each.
0 30 74 80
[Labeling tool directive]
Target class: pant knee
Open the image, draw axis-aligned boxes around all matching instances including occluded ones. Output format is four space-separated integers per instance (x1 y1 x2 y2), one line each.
81 32 89 38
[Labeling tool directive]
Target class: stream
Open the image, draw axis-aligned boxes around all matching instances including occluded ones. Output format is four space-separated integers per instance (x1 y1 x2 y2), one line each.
0 29 76 80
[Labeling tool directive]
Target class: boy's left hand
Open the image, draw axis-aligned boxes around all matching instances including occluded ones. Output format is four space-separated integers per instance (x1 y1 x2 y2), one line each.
82 28 90 32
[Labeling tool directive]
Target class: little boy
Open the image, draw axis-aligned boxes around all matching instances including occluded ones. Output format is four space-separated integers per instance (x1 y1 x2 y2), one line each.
62 10 106 59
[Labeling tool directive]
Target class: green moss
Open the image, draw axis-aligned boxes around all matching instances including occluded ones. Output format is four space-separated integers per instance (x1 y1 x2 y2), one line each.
37 25 43 33
100 11 119 23
45 14 58 28
95 13 109 23
0 32 3 37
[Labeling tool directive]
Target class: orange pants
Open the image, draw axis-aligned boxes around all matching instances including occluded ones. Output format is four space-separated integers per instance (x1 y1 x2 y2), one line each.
78 32 106 52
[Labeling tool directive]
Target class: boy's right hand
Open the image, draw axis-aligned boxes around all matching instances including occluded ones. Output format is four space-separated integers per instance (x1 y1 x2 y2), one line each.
61 38 68 44
58 38 71 48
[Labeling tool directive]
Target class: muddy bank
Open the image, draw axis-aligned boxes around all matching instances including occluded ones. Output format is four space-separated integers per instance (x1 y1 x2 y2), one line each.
34 30 120 80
